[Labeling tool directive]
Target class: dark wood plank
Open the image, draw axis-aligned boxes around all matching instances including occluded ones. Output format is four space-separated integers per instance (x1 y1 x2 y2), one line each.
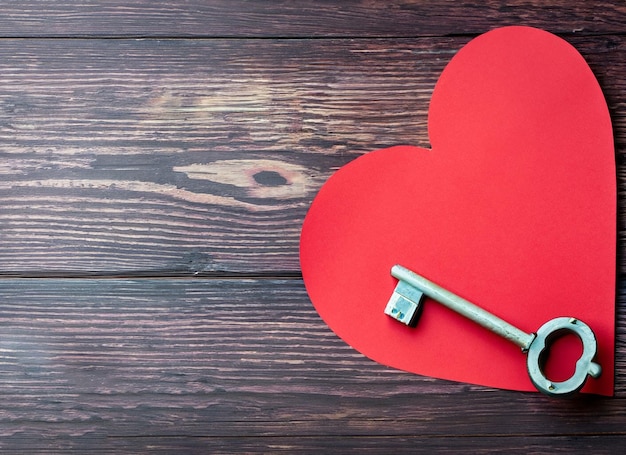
3 435 626 454
1 36 625 274
0 0 624 38
0 278 624 452
96 435 626 454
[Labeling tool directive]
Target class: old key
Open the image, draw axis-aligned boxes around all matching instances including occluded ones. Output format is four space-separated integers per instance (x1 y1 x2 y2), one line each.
384 265 601 397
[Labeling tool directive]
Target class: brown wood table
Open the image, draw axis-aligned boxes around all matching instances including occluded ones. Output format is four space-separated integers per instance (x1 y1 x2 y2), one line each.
1 1 625 452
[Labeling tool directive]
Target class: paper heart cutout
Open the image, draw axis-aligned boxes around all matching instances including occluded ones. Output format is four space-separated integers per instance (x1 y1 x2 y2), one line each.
300 26 615 395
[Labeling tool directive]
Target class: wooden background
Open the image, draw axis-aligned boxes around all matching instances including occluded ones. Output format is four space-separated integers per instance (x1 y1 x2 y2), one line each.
0 1 625 452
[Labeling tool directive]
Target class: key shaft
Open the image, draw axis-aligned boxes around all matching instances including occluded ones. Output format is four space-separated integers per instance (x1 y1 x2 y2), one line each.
391 265 535 351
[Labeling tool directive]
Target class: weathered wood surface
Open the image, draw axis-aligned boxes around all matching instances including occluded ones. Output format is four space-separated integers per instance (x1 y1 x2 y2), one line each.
0 279 625 453
0 0 625 452
0 0 624 38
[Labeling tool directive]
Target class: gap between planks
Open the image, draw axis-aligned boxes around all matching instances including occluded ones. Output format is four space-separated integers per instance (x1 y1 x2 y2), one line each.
0 271 304 280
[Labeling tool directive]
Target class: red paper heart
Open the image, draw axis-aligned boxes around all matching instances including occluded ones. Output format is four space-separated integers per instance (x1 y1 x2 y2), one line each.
300 26 615 395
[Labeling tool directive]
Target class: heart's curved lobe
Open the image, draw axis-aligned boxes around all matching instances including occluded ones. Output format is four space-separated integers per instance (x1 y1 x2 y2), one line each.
300 26 615 394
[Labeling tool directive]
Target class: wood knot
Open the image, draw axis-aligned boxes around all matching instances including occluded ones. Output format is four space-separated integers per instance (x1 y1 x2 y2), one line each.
253 170 288 187
173 159 310 199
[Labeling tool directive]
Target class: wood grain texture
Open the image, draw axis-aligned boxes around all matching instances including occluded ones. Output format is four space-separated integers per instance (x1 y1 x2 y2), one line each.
0 0 624 38
1 36 625 274
0 279 624 453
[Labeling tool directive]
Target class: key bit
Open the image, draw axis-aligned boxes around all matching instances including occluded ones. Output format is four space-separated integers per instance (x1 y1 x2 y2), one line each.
384 280 426 326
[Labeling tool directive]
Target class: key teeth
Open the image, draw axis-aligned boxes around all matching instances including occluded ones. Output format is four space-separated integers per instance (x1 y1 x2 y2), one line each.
384 280 425 327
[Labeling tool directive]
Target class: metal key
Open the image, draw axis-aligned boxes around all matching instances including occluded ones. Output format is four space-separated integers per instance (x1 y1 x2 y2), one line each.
384 264 602 397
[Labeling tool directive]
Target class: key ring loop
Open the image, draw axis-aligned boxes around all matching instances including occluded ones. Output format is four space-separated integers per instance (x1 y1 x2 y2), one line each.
526 317 601 397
